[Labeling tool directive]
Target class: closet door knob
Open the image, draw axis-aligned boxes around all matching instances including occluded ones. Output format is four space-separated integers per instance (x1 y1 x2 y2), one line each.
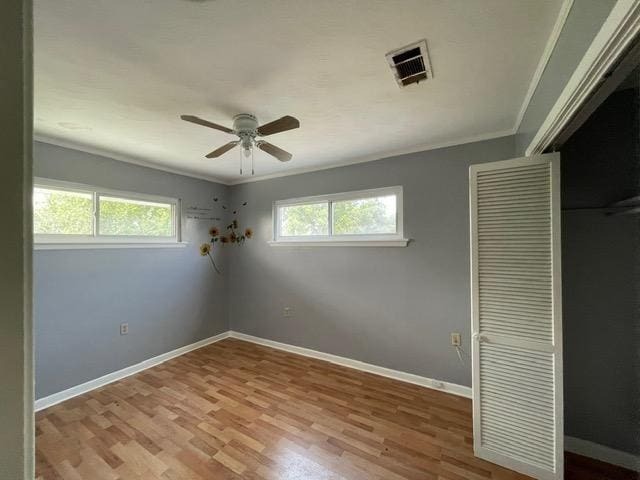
472 333 488 343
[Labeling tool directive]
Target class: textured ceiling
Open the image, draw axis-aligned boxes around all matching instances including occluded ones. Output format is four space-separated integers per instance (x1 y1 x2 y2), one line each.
35 0 563 184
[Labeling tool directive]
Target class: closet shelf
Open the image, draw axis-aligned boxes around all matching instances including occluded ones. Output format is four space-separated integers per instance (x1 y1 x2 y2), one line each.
562 195 640 215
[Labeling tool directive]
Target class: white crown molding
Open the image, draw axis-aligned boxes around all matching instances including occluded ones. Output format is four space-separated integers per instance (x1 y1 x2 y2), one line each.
513 0 574 133
233 0 575 186
32 0 576 188
526 0 640 155
34 134 231 185
565 436 640 472
34 331 230 411
228 331 472 398
229 129 514 185
37 130 513 187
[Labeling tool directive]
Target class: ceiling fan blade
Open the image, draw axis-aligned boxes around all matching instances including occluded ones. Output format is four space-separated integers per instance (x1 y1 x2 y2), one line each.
256 141 292 162
180 115 234 134
206 141 239 158
257 115 300 136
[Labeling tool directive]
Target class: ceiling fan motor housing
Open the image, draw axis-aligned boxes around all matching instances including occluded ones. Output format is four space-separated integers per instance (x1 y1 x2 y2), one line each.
233 114 259 154
233 114 258 134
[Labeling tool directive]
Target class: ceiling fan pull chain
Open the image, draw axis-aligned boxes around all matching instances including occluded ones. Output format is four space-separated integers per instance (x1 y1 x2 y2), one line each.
251 147 255 175
239 145 243 175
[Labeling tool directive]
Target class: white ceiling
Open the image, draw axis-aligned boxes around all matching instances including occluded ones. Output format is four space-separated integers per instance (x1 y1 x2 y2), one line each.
35 0 564 184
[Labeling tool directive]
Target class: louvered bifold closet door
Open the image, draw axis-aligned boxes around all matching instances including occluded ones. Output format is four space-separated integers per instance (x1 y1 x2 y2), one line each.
469 154 563 480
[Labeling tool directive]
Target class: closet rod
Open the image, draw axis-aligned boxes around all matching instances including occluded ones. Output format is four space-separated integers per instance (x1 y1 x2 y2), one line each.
562 206 640 215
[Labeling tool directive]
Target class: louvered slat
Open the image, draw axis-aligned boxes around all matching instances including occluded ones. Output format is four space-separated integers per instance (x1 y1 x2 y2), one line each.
477 162 552 344
470 155 562 480
480 343 556 470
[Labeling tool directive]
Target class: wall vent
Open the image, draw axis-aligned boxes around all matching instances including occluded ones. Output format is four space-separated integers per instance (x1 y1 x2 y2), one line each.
386 39 432 88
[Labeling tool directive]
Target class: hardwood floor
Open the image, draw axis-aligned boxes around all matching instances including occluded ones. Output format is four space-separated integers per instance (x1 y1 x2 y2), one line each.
36 338 636 479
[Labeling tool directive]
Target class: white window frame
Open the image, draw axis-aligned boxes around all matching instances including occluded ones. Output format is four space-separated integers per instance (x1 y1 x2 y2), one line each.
34 177 185 249
270 186 408 247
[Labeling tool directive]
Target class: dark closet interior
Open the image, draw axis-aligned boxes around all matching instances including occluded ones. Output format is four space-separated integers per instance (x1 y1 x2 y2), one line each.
560 69 640 458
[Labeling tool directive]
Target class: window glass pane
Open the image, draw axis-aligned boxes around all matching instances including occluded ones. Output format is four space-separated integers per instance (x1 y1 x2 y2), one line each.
34 187 93 235
279 202 328 237
99 196 173 236
332 195 397 235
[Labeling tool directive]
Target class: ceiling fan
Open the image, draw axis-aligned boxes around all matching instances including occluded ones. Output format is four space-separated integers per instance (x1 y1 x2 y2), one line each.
180 113 300 174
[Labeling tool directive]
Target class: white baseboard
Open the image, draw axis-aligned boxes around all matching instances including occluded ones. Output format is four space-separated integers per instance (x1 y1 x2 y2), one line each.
34 329 639 474
34 331 231 411
34 329 470 412
228 331 472 398
565 436 640 472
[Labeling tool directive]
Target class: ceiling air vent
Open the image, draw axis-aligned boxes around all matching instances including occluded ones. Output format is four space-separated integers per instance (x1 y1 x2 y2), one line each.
386 39 432 88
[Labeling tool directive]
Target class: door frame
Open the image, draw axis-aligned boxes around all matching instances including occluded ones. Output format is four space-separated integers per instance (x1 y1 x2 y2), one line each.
526 0 640 156
2 0 34 479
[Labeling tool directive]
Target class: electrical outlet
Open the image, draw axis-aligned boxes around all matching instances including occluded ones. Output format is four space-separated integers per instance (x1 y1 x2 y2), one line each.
450 332 461 347
283 307 292 317
120 323 129 335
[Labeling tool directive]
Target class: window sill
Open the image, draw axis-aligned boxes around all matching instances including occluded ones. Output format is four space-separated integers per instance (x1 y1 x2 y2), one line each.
34 242 189 251
268 239 409 247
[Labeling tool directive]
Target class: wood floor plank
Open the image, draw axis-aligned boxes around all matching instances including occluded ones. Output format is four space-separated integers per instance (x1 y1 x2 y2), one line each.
35 338 636 479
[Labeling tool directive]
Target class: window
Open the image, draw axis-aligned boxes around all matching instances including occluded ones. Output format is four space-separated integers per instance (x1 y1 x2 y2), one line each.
34 186 94 236
272 186 407 246
98 196 173 237
279 202 329 237
34 178 181 248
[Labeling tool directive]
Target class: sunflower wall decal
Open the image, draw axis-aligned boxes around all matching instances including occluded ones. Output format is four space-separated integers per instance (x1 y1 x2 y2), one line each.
200 198 252 274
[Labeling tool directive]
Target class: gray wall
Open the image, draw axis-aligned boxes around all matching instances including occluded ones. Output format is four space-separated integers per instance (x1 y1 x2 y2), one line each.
515 0 616 155
34 142 230 398
228 136 516 387
563 212 639 455
1 0 33 478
